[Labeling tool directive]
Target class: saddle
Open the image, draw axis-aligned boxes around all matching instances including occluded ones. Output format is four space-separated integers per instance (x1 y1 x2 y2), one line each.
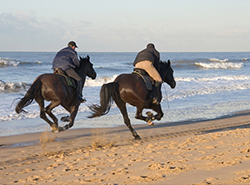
132 68 154 90
53 68 76 88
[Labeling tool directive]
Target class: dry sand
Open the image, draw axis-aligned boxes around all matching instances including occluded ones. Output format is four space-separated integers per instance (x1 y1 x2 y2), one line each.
1 111 250 185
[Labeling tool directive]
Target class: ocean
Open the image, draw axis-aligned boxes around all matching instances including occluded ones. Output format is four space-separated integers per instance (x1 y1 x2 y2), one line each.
0 51 249 137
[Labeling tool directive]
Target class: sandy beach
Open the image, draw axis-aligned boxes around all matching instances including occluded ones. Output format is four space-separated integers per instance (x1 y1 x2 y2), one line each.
1 111 250 185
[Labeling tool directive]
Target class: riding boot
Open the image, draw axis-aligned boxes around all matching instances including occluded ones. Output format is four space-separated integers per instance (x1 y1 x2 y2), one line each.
77 81 86 103
152 81 162 105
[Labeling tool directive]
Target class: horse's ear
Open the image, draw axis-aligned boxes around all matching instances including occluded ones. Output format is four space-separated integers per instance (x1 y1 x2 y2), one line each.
168 60 171 65
87 55 90 60
80 56 83 60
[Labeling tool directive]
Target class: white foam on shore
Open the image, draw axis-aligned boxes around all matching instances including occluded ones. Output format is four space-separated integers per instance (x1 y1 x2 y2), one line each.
2 99 250 137
176 75 250 82
85 75 117 87
2 74 250 123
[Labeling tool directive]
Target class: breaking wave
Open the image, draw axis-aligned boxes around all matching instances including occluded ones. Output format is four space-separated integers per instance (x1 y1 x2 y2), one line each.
0 80 31 93
209 58 229 62
195 62 244 69
0 57 41 67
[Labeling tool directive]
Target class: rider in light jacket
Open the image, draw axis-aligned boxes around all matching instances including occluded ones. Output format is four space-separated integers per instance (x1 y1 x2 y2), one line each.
133 43 163 104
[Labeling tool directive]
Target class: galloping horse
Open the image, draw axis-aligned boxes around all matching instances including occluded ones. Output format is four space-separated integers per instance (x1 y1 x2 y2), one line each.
15 55 96 132
89 60 176 140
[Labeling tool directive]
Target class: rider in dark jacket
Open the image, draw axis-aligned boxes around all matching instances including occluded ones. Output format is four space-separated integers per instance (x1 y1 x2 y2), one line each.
52 41 85 103
133 43 160 71
133 43 162 104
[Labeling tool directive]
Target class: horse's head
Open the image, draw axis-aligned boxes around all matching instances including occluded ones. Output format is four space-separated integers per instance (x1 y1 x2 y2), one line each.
159 60 176 89
79 56 97 80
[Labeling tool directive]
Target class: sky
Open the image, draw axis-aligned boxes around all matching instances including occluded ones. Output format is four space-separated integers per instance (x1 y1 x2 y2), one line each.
0 0 249 52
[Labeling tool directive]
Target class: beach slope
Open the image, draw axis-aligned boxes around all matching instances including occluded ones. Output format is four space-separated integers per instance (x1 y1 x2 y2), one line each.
1 111 250 184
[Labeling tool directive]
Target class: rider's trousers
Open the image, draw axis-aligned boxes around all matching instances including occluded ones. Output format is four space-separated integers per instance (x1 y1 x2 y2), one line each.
65 68 81 82
135 60 162 82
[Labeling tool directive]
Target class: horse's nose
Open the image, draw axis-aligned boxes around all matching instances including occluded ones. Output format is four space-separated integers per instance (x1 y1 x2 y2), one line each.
171 81 176 89
92 72 97 79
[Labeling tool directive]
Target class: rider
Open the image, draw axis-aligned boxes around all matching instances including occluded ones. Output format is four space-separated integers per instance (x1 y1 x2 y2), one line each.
133 43 162 105
52 41 85 103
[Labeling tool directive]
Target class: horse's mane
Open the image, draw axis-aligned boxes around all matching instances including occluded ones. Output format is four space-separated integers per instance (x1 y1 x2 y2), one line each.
76 55 90 73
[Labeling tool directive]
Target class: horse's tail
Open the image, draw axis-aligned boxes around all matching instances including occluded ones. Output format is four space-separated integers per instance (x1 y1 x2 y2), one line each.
15 78 41 114
88 82 119 118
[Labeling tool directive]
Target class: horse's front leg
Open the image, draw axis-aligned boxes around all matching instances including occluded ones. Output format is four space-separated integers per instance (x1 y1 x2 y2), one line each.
59 106 79 132
135 106 154 126
150 104 164 121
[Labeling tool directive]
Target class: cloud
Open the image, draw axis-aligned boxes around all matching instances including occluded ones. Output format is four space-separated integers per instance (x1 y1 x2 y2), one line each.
219 27 250 39
0 9 249 52
0 11 43 32
0 11 92 51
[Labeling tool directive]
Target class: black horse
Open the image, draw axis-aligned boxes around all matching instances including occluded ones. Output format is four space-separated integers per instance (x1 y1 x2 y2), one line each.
89 60 176 140
15 56 96 132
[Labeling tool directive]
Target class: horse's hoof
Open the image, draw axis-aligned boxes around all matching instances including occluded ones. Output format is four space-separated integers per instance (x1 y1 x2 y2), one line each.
61 116 70 122
51 128 59 133
155 117 161 121
146 111 153 118
147 120 154 126
58 126 65 132
51 124 59 132
135 135 141 140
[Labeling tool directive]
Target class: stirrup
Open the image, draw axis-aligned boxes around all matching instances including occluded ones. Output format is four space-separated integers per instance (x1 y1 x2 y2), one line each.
78 96 86 103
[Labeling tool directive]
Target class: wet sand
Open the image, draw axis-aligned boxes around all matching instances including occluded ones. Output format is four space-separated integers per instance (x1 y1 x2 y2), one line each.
1 111 250 185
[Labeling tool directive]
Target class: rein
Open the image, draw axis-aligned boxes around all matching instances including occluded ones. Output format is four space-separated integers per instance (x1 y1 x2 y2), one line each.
160 62 172 108
163 84 170 108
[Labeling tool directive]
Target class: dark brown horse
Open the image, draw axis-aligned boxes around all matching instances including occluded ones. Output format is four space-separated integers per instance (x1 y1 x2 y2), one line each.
89 60 176 140
15 55 96 132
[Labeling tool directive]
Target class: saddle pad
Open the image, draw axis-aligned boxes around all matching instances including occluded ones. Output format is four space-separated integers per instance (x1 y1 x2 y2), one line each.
132 71 153 90
54 72 76 88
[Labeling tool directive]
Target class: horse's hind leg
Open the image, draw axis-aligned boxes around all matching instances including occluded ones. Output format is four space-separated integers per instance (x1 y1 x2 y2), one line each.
114 98 140 140
36 98 58 131
44 101 61 131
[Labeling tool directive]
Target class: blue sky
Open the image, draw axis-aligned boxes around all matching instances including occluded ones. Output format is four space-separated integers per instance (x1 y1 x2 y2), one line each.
0 0 249 52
